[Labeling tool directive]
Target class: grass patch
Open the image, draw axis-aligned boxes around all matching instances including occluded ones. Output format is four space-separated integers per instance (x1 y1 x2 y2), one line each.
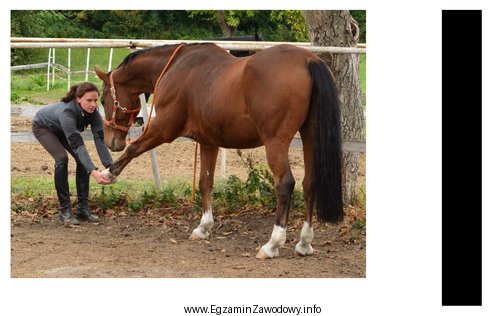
10 161 308 215
359 54 366 94
352 183 366 209
11 47 132 104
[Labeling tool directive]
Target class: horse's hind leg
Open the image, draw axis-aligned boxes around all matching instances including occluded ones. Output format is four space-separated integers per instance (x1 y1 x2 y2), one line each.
295 129 315 256
256 142 295 259
190 144 219 240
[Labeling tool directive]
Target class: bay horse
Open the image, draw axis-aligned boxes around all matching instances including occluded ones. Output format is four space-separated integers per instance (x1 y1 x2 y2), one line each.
95 43 343 259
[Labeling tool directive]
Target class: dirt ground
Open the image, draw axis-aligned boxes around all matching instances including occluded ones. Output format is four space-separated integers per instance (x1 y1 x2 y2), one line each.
10 116 366 278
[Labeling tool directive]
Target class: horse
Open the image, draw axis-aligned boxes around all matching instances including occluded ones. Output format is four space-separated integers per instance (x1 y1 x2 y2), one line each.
95 43 343 259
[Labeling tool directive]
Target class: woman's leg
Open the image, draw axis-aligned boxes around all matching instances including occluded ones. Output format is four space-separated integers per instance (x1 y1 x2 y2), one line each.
32 123 79 225
59 138 100 222
74 163 99 222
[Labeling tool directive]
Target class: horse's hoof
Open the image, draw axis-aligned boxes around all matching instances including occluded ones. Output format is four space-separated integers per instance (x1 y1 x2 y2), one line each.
295 243 314 256
189 229 209 240
255 246 279 259
189 232 202 241
255 248 270 260
101 168 117 183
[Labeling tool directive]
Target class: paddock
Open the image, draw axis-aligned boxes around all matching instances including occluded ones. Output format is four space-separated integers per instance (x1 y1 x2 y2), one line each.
11 38 366 277
11 115 366 277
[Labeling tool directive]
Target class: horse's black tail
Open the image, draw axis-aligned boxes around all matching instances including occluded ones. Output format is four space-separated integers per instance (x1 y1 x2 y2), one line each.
308 60 343 223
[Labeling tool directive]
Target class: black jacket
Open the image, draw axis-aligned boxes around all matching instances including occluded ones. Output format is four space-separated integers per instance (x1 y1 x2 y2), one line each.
33 100 112 173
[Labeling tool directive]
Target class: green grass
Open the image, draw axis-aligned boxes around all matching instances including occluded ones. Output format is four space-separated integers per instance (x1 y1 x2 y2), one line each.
10 165 308 214
359 54 366 94
11 175 185 200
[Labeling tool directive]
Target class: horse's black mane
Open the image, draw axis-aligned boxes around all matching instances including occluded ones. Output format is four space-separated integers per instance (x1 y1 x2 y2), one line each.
117 43 214 69
118 34 266 68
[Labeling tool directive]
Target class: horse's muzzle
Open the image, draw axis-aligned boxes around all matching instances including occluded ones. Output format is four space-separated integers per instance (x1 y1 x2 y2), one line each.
106 137 126 152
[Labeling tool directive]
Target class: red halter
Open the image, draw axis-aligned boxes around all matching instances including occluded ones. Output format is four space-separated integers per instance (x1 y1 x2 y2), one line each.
104 44 185 135
103 72 141 132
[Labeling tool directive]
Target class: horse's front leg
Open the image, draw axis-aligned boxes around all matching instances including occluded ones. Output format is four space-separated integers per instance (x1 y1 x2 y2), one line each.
102 132 165 183
190 144 219 240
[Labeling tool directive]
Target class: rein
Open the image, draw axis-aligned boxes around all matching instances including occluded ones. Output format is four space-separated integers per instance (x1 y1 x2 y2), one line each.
127 43 186 144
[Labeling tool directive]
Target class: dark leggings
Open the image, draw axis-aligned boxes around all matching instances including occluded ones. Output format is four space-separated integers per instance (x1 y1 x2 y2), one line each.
32 122 81 167
32 122 89 210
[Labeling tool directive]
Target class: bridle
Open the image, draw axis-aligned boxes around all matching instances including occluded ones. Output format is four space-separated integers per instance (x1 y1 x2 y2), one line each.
103 43 185 134
103 72 141 132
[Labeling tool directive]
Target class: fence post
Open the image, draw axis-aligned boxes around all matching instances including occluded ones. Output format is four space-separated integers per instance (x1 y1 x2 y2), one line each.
108 48 113 72
138 93 162 190
221 148 227 178
51 48 56 87
85 48 91 81
46 48 51 91
67 48 71 90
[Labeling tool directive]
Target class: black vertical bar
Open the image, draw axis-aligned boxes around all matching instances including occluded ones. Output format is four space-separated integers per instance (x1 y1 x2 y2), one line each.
442 10 482 306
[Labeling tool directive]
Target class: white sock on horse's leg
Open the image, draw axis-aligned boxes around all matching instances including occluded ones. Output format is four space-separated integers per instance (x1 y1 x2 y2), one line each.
190 207 214 240
295 221 314 256
101 168 117 183
256 225 286 259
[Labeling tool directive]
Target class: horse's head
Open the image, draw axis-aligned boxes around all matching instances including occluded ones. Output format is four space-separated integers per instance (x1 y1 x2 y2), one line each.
95 68 142 152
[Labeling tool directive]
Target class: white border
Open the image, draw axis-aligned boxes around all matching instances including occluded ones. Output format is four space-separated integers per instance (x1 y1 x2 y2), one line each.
3 2 491 315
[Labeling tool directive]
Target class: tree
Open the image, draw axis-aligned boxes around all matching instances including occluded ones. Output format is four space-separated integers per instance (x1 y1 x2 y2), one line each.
302 10 365 205
188 10 256 37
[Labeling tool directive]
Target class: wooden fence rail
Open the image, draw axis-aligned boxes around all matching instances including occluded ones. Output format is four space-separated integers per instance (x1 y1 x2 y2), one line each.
11 37 366 54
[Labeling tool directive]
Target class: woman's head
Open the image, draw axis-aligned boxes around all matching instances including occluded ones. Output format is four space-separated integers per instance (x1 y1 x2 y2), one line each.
62 82 100 113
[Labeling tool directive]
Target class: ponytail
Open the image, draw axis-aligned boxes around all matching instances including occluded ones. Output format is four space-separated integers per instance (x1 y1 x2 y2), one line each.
61 82 99 103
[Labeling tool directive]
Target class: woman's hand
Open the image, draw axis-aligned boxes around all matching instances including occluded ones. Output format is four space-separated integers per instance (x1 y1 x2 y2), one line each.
91 169 111 185
101 168 118 183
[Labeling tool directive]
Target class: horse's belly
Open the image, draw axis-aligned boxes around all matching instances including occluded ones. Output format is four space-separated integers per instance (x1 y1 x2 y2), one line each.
201 122 263 149
217 136 263 149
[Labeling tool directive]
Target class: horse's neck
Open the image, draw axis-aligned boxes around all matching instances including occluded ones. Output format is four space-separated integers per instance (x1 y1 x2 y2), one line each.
121 49 177 93
116 63 156 94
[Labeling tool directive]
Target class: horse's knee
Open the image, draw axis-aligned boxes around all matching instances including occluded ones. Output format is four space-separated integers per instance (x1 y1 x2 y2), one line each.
125 144 138 157
199 177 208 193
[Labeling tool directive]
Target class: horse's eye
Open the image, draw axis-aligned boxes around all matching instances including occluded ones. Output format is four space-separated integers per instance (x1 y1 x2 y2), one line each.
100 98 105 106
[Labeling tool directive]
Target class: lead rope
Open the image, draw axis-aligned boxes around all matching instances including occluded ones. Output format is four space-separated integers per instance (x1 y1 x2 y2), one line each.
127 44 186 144
191 142 199 205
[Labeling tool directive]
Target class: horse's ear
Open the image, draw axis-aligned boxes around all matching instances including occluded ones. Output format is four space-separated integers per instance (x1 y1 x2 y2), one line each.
95 68 107 81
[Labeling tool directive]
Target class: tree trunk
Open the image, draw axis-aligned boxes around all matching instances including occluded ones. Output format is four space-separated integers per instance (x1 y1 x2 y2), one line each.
302 10 365 205
216 10 236 37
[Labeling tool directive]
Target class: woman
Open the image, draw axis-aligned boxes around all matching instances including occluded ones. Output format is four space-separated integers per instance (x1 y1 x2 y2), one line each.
32 82 112 225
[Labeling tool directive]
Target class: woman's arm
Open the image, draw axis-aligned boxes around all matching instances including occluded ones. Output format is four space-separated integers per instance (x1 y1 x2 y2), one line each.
91 109 113 168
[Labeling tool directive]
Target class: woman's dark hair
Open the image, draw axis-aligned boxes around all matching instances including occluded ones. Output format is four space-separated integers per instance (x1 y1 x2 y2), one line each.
61 82 99 103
